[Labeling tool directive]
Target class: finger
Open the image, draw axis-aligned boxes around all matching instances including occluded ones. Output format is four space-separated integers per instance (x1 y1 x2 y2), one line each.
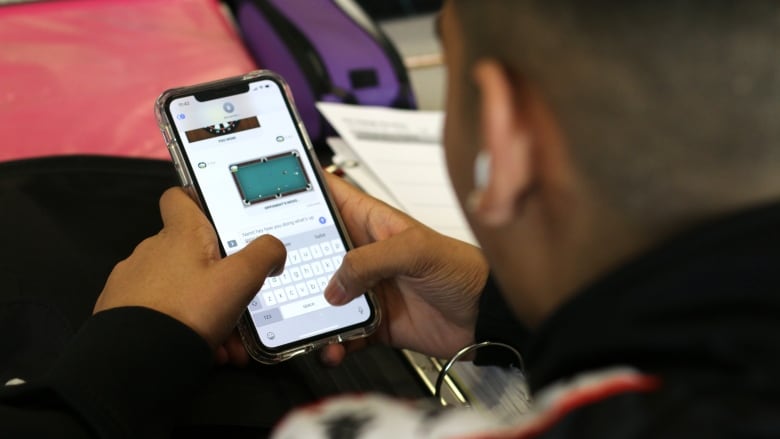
217 234 287 308
325 173 411 245
324 171 361 211
159 187 208 230
224 331 250 367
320 343 346 367
324 228 425 305
324 173 374 244
319 338 370 367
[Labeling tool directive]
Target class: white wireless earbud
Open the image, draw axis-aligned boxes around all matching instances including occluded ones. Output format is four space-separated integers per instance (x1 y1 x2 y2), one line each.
473 150 492 190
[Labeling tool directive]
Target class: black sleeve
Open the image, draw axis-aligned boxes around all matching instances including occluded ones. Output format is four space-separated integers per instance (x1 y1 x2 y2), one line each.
473 274 531 368
0 307 213 438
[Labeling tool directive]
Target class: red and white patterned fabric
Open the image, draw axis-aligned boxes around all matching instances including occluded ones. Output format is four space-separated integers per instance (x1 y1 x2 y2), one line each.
272 367 660 439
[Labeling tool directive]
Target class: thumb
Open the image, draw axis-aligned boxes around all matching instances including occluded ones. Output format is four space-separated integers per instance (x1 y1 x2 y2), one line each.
324 228 424 306
217 234 287 310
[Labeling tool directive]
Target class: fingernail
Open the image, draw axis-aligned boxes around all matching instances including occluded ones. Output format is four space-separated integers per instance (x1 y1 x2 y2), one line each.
324 278 347 305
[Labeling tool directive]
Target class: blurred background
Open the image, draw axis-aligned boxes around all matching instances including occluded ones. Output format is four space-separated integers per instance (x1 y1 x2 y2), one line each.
0 0 445 160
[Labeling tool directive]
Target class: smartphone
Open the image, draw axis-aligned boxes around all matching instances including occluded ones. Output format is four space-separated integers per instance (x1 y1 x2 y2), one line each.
155 70 380 363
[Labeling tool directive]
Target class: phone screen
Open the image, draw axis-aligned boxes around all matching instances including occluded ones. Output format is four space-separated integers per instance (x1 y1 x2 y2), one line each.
165 78 373 351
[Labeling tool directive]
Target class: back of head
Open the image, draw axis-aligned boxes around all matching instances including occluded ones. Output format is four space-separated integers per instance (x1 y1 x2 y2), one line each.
451 0 780 229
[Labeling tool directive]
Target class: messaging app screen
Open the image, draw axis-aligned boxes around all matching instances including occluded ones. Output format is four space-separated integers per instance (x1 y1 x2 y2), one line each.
169 79 370 349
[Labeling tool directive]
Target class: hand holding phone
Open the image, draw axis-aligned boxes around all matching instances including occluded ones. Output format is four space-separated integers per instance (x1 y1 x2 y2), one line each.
319 173 490 365
94 188 287 350
155 71 380 363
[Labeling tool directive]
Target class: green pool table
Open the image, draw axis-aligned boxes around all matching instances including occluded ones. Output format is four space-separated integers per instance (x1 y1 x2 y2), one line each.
229 150 312 205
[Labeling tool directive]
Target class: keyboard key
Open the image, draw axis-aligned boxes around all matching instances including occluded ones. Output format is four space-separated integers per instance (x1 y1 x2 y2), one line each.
249 296 262 311
310 244 323 258
285 285 298 300
280 271 292 285
274 289 287 303
269 276 281 288
263 292 276 306
300 247 312 261
301 264 314 278
288 249 301 265
289 266 303 282
321 241 333 255
332 254 344 268
312 261 324 276
279 294 330 319
295 282 309 297
331 239 344 253
321 258 334 273
307 279 320 295
251 307 282 325
316 276 329 291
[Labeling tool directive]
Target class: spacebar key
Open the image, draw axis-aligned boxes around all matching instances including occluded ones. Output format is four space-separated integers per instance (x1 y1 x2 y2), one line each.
279 295 330 319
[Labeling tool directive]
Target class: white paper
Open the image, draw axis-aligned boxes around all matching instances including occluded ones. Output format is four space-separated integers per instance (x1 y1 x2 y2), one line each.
448 363 532 421
318 103 477 246
326 137 403 211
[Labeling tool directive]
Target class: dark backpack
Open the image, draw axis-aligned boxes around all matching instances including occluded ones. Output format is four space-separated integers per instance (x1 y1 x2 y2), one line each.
226 0 417 148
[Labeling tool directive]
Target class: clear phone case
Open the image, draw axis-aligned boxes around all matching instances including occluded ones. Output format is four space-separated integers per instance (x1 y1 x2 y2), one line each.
154 70 381 364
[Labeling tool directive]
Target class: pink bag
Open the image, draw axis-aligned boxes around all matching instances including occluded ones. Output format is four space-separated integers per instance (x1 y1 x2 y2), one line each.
0 0 257 161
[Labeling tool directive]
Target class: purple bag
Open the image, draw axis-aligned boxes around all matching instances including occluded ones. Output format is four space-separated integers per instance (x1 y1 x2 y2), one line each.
227 0 417 147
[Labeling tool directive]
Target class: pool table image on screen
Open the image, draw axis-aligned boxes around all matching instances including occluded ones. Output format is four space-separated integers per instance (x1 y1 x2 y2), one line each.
229 150 313 205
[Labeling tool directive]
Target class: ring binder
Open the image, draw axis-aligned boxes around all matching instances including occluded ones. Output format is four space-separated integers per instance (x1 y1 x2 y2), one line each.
434 341 525 405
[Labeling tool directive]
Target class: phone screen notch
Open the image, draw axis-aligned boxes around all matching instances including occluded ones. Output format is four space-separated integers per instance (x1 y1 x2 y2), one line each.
194 82 250 101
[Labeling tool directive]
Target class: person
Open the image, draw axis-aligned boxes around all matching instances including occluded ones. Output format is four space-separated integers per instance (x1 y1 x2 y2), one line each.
275 0 780 436
3 0 780 437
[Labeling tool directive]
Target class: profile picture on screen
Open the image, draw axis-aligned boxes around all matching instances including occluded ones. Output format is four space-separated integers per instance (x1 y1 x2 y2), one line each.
229 150 313 206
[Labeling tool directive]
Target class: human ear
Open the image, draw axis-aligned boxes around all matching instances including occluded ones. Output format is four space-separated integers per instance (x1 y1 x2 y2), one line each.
468 60 533 227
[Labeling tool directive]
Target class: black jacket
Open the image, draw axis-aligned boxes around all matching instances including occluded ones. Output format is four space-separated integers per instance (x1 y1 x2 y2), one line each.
473 201 780 437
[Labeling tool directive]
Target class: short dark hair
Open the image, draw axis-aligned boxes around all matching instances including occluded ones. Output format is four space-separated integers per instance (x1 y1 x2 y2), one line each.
451 0 780 227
